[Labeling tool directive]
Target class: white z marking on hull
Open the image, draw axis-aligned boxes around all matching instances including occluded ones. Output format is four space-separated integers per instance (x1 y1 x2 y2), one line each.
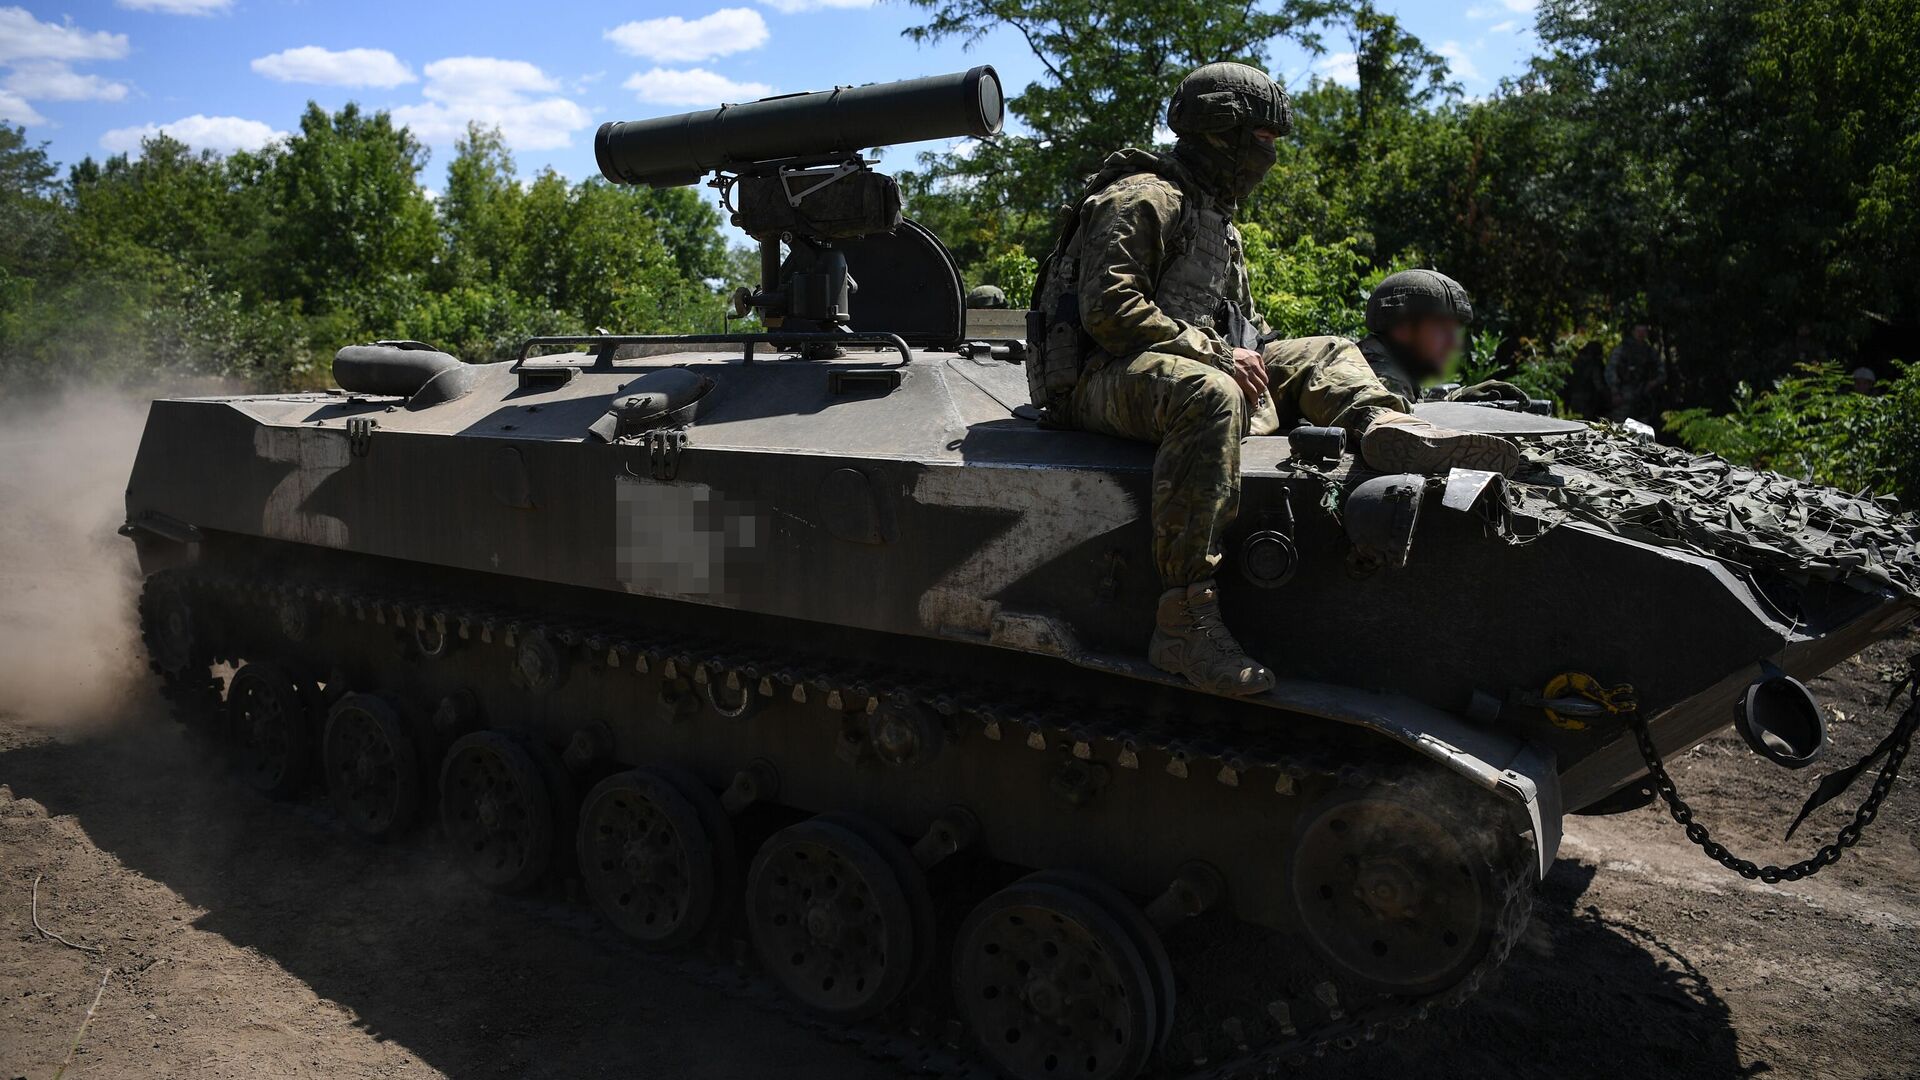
911 466 1137 635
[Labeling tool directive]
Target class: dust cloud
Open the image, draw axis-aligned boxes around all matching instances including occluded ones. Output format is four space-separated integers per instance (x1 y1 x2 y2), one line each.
0 389 167 730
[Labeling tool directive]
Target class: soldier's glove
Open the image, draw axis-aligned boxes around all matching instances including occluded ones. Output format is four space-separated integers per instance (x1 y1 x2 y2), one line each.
1447 379 1532 404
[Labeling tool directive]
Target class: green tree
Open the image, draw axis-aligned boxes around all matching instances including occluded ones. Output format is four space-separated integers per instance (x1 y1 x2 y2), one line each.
0 126 64 360
65 137 245 278
437 123 524 291
257 103 436 323
899 0 1340 272
1528 0 1920 396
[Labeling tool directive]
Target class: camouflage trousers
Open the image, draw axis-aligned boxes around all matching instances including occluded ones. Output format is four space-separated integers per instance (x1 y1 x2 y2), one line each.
1070 335 1404 587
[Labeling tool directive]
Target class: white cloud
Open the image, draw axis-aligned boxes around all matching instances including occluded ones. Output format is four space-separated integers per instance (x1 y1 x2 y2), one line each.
252 46 415 88
625 67 772 106
604 8 769 63
757 0 872 12
420 56 558 105
116 0 233 13
0 88 46 125
1437 41 1483 83
1313 51 1359 88
389 56 591 152
4 60 128 102
0 7 129 63
1490 19 1521 33
1466 0 1535 18
101 114 287 155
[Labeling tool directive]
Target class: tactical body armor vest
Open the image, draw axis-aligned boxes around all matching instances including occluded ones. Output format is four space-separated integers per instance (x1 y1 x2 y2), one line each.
1026 151 1245 416
1153 195 1239 332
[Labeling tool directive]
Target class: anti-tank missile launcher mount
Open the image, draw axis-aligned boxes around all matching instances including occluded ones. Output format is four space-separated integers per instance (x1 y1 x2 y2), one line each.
123 67 1920 1080
597 65 1005 357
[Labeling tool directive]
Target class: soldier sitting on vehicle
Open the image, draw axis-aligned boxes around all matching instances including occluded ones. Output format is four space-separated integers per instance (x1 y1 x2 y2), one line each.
1025 62 1522 698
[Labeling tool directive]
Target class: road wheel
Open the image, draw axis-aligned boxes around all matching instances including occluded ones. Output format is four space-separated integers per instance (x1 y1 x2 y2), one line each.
439 732 554 892
954 878 1159 1080
227 661 313 798
1289 784 1506 996
747 816 919 1021
323 693 422 840
578 769 725 948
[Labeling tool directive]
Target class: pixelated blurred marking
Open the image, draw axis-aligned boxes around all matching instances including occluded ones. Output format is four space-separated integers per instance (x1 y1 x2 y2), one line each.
912 466 1137 635
615 475 762 602
253 426 350 547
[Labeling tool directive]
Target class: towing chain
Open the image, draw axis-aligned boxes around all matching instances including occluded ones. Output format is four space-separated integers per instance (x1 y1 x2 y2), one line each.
147 566 1535 1079
1627 658 1920 884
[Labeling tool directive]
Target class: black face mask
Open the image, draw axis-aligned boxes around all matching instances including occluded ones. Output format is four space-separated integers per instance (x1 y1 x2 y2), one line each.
1175 130 1275 203
1231 134 1277 200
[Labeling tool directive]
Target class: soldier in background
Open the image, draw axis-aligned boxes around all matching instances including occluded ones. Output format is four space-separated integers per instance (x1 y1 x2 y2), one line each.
1565 338 1609 419
1853 366 1879 395
1605 322 1664 422
1030 63 1522 697
966 284 1008 309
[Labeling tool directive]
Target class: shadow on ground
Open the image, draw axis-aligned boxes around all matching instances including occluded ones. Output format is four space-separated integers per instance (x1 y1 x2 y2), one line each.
1291 859 1757 1080
4 717 1755 1080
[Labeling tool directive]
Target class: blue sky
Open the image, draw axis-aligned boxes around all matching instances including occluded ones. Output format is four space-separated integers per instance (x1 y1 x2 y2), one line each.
2 1 1545 186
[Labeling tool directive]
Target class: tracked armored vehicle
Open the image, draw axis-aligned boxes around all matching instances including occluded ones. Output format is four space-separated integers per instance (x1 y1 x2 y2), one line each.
123 68 1920 1079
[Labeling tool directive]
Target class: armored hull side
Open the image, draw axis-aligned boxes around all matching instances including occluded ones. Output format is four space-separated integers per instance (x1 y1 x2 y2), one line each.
125 350 1915 801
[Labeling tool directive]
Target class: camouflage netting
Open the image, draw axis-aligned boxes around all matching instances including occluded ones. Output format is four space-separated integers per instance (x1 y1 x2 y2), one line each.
1508 427 1920 601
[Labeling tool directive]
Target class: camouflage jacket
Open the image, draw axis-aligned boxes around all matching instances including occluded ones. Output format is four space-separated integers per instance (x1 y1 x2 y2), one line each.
1074 150 1267 374
1356 334 1417 411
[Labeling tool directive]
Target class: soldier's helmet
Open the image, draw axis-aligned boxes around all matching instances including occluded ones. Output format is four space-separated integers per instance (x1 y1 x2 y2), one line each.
966 284 1009 309
1366 269 1474 334
1167 63 1292 139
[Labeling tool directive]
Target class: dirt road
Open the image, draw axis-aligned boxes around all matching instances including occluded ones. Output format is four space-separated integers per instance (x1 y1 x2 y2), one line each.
3 637 1915 1080
1 395 1916 1078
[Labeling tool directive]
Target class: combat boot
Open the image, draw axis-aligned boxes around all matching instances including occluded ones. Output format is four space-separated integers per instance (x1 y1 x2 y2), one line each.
1360 412 1523 476
1148 581 1275 696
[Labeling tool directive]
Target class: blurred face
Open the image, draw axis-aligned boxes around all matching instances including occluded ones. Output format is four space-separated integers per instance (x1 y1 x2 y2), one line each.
1388 315 1464 377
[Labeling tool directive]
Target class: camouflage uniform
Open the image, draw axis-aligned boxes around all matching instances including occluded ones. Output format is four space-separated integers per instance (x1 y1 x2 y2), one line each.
1031 64 1518 698
1354 334 1418 410
1067 158 1403 587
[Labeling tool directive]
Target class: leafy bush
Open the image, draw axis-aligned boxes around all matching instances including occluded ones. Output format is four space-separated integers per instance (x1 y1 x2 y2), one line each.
1665 362 1920 506
1240 226 1370 339
1448 329 1578 412
978 247 1038 309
